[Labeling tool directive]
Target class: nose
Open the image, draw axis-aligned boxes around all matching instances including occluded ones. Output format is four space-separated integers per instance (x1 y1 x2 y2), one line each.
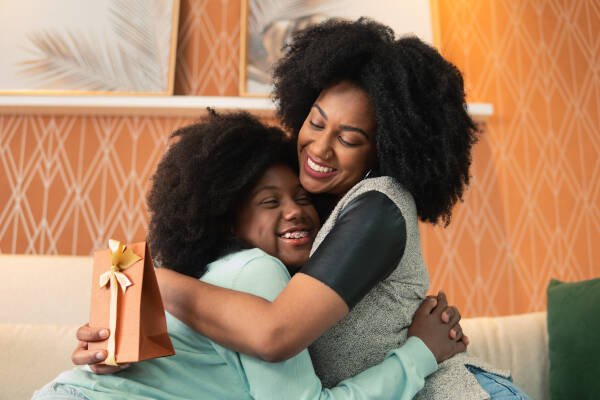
282 199 304 221
310 129 334 161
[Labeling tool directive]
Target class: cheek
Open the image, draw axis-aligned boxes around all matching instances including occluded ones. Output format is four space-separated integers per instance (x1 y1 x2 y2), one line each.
251 223 275 247
297 128 308 151
236 214 273 249
307 209 320 228
339 149 370 177
251 219 280 256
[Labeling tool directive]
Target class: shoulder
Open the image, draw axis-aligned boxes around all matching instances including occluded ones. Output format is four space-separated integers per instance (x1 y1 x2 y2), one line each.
347 176 412 202
238 248 290 279
204 248 291 301
338 176 416 216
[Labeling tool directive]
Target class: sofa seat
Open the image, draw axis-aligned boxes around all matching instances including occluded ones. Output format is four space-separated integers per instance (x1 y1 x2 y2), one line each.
0 254 549 400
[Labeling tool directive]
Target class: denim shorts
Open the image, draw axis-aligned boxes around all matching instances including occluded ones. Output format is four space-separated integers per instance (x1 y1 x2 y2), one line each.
467 365 531 399
31 382 89 400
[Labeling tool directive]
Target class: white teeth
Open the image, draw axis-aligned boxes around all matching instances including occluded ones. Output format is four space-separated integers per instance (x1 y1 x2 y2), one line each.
307 157 334 173
281 231 309 239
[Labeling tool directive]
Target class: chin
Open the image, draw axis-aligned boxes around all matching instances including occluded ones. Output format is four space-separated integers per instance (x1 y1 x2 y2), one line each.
281 255 308 271
281 261 302 275
300 176 328 194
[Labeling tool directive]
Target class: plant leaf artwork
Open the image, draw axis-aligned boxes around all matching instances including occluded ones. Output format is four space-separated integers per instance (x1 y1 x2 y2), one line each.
241 0 433 96
14 0 176 93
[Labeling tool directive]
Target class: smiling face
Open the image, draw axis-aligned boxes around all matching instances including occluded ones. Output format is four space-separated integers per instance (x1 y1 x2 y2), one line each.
234 164 319 271
297 81 377 197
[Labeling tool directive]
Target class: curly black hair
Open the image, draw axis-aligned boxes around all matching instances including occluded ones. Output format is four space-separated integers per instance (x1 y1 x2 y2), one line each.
273 18 479 226
146 111 297 278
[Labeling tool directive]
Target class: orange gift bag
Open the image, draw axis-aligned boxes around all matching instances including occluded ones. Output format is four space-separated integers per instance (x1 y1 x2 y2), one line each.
88 239 175 365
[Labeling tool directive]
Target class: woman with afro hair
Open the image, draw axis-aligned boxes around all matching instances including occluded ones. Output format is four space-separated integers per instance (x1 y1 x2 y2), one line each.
48 112 464 399
153 19 527 399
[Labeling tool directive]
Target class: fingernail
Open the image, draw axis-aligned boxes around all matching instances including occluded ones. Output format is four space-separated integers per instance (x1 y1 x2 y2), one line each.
442 313 449 323
450 329 456 339
95 351 106 361
99 329 109 338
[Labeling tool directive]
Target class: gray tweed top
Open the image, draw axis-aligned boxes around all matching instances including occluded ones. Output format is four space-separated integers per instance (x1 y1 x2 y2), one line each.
308 176 509 400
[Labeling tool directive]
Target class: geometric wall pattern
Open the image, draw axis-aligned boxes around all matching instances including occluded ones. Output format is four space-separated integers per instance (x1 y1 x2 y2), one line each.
0 115 194 255
175 0 240 95
423 0 600 316
1 0 598 316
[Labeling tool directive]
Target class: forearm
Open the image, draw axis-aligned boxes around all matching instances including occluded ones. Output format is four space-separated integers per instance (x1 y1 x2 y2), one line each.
242 336 436 400
156 268 347 361
325 337 437 400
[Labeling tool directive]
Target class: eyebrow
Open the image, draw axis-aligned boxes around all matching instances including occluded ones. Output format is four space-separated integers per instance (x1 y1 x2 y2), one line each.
313 104 328 120
252 185 279 196
312 104 370 140
253 183 305 196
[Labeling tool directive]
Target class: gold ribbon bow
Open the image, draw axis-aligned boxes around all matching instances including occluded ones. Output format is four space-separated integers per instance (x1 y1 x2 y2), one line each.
99 239 141 366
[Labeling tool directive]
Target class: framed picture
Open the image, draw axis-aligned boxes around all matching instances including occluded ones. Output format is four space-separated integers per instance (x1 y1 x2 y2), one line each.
0 0 180 95
239 0 434 97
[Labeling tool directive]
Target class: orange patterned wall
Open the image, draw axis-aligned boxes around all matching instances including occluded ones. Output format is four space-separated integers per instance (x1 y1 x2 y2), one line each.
423 0 600 315
1 0 598 316
175 0 240 96
0 115 195 254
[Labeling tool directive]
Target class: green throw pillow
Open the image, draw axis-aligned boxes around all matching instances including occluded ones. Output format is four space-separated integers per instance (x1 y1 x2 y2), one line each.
547 277 600 400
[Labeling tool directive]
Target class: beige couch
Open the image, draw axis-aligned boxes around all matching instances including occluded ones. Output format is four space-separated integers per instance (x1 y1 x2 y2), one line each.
1 254 549 400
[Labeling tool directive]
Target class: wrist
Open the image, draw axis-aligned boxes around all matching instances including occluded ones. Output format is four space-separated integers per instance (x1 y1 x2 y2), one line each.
387 336 438 377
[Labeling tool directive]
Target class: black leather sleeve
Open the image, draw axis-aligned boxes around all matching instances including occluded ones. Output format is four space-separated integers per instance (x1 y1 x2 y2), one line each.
299 191 407 309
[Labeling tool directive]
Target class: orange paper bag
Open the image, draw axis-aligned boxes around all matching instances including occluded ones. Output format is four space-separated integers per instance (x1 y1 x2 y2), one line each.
89 239 175 365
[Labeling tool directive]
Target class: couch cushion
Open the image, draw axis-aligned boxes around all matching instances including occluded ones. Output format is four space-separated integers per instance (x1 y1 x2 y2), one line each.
0 254 92 324
461 311 549 400
547 278 600 399
0 323 80 400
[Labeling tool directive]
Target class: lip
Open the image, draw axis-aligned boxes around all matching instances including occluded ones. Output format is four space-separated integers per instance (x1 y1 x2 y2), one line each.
303 153 337 179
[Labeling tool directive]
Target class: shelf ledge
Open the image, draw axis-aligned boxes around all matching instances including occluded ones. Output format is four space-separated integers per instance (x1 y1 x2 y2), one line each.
0 95 493 121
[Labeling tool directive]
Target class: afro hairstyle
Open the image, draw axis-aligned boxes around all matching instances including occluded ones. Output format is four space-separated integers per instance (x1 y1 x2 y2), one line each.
273 18 479 226
146 111 298 278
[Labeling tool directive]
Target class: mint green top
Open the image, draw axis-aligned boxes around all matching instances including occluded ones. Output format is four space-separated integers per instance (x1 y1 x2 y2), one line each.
54 248 436 399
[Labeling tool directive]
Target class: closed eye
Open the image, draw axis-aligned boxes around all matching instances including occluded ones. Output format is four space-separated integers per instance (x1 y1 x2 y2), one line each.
338 136 360 147
309 120 324 129
259 198 279 207
296 195 313 205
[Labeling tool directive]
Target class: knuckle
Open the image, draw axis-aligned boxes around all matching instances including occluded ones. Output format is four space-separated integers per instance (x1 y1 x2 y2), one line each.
71 350 83 365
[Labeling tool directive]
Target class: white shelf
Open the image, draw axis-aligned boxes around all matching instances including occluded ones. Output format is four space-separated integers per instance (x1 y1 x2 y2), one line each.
0 95 493 121
467 103 494 122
